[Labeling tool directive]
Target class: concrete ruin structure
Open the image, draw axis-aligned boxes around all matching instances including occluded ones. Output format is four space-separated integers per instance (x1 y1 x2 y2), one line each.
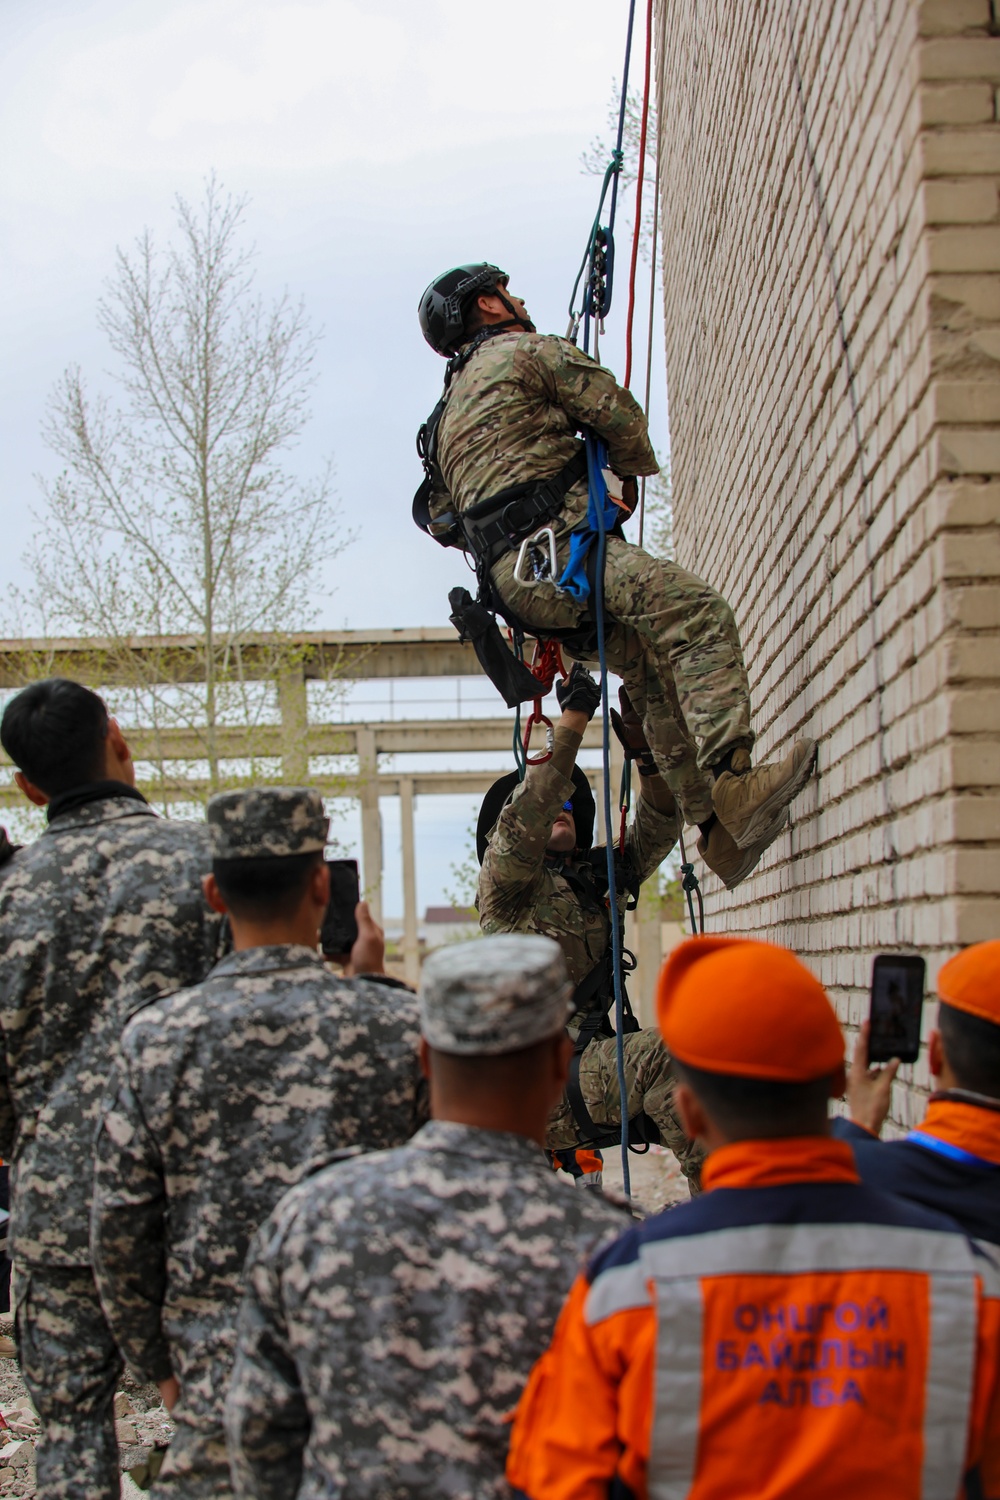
655 0 1000 1119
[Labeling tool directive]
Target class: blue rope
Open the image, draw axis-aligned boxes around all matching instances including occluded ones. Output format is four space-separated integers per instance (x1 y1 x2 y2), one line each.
585 431 632 1200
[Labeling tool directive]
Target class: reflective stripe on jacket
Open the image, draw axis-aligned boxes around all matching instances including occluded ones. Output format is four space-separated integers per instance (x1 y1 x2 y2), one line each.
507 1137 1000 1500
835 1097 1000 1248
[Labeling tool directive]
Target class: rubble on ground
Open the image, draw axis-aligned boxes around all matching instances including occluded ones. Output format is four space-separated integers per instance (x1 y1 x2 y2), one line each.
0 1325 174 1498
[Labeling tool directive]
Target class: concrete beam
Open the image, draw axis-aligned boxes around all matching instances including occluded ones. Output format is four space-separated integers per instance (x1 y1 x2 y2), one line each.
0 629 494 688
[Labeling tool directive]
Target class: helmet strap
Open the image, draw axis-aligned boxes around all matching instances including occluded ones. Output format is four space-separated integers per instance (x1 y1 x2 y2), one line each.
494 287 536 335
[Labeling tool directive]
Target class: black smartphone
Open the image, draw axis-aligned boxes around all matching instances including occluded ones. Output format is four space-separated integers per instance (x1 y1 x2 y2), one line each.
320 857 360 960
868 953 926 1065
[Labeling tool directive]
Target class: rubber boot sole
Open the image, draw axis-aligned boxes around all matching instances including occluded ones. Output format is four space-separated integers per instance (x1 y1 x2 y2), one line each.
698 808 789 890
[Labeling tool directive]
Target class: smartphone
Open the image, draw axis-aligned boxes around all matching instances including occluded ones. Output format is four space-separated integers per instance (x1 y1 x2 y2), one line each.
868 954 926 1065
320 857 360 960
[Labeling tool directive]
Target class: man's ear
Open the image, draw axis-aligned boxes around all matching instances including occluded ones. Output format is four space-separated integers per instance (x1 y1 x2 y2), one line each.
674 1081 709 1145
105 718 136 786
419 1037 433 1081
310 859 331 910
202 873 228 915
928 1029 945 1079
13 771 49 808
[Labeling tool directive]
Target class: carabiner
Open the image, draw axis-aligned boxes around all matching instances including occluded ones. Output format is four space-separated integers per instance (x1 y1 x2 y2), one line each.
514 527 559 587
523 706 554 765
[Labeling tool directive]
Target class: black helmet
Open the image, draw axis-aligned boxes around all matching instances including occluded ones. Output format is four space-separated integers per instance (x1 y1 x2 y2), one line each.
418 263 509 357
476 765 596 864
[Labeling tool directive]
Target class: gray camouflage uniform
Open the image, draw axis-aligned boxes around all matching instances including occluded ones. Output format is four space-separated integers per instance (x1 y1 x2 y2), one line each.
0 787 225 1500
478 726 702 1187
91 788 426 1499
428 329 753 826
225 935 630 1500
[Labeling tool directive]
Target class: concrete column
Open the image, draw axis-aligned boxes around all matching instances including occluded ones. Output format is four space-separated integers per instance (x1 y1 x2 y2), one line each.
356 727 383 924
399 776 420 985
277 667 309 783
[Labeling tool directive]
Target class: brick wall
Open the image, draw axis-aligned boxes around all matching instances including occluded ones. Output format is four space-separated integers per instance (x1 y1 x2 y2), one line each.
655 0 1000 1123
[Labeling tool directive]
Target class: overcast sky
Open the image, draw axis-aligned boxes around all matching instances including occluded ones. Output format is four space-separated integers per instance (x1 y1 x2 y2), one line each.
0 0 668 909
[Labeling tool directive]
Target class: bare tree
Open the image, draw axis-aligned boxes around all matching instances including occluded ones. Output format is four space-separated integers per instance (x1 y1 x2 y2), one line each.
18 177 350 806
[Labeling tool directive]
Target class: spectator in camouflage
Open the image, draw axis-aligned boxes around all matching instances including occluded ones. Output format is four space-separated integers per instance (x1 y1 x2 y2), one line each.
90 786 427 1499
225 933 629 1500
0 677 227 1500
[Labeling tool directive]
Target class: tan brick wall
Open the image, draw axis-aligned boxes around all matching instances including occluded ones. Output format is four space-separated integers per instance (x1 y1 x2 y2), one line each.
655 0 1000 1123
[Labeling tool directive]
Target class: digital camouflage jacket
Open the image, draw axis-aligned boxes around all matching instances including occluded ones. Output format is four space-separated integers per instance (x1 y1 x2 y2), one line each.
225 1119 629 1500
477 728 678 1005
428 330 658 537
91 945 426 1420
0 793 225 1266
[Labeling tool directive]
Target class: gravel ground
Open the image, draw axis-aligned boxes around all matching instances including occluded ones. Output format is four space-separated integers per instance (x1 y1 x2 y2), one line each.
0 1317 173 1498
601 1141 691 1213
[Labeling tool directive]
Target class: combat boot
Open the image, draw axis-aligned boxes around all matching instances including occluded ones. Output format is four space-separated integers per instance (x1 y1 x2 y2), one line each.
711 739 817 850
697 809 788 890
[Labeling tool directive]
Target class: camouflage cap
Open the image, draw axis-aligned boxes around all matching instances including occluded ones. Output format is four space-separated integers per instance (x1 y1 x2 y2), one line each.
419 934 572 1055
207 787 329 860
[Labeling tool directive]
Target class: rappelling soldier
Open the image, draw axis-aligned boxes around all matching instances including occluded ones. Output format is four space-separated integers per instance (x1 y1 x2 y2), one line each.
477 662 702 1191
415 263 817 890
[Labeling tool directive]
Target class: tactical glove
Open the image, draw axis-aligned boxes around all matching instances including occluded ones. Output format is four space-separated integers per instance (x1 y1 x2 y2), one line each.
609 687 659 776
555 663 602 720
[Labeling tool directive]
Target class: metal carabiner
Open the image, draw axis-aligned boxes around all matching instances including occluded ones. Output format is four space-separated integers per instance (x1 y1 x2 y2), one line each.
513 527 558 587
522 706 554 765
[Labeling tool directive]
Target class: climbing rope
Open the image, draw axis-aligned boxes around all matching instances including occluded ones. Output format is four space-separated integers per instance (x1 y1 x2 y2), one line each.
567 0 638 352
585 430 634 1196
562 0 656 1198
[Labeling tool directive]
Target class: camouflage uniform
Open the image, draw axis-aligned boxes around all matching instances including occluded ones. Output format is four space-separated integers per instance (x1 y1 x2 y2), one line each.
91 788 426 1499
428 330 753 826
225 935 630 1500
0 786 226 1500
478 726 702 1186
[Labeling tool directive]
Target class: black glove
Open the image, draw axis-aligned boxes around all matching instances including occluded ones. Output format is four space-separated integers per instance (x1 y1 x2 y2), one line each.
556 663 602 720
609 687 659 776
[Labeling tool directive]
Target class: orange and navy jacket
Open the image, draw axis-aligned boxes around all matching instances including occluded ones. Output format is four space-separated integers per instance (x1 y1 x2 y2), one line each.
506 1136 1000 1500
835 1093 1000 1247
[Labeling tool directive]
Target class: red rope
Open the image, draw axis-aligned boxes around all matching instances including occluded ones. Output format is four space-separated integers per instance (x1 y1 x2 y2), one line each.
623 0 654 390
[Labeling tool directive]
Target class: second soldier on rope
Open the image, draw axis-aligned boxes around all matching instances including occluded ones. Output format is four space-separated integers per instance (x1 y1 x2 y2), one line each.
477 662 702 1189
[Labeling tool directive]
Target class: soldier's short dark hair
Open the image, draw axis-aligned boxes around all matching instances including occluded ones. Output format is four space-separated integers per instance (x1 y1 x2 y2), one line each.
938 1002 1000 1100
212 850 323 921
673 1061 835 1139
0 678 109 794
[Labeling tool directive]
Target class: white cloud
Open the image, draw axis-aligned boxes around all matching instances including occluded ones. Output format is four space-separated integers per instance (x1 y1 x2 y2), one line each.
5 0 615 179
